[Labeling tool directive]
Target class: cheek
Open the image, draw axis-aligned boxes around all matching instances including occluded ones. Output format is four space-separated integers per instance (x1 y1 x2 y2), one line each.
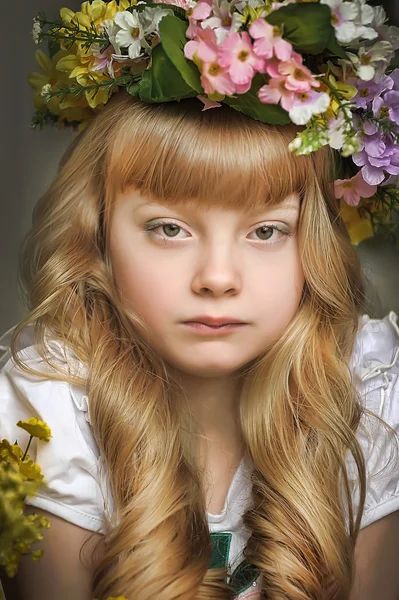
255 251 304 315
111 249 176 323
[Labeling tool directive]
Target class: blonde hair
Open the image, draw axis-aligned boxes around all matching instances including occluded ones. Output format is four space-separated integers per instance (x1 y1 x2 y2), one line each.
10 91 399 599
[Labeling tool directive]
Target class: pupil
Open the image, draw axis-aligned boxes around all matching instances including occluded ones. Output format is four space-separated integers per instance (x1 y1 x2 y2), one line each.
164 224 179 237
258 226 273 240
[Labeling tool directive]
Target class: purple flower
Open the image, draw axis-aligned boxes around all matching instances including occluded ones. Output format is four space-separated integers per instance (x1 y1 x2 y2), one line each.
349 74 393 109
373 91 399 125
353 129 399 185
390 68 399 92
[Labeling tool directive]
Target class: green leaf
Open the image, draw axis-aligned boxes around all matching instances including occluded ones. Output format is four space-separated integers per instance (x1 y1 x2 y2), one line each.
266 3 335 55
127 81 141 97
158 15 203 94
139 42 198 102
326 30 348 60
223 73 290 125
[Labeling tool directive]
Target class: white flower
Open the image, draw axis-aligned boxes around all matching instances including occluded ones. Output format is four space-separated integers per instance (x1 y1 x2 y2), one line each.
320 0 377 44
40 84 52 102
326 109 358 153
102 7 173 62
345 40 393 81
31 17 41 45
352 0 377 40
140 6 174 36
101 19 122 54
200 0 243 44
371 4 386 28
288 136 303 152
289 91 330 126
327 113 346 150
371 6 399 52
112 11 146 60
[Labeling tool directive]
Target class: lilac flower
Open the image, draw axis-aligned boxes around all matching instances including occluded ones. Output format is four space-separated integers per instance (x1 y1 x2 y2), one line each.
372 91 399 125
349 74 393 109
389 69 399 92
353 129 399 185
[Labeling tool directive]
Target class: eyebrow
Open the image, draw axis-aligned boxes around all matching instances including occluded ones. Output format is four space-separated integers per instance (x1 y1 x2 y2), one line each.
133 199 300 213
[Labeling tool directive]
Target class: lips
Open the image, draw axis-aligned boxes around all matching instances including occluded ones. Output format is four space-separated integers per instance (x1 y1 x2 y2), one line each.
185 317 246 326
188 322 237 328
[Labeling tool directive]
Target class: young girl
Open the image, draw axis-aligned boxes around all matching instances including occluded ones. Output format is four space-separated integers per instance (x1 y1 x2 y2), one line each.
1 1 399 599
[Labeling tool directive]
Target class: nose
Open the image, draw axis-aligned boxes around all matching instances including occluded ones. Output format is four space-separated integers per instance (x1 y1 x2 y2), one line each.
191 242 242 297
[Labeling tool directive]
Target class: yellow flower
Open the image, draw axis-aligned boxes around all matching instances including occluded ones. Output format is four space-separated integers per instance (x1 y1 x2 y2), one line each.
28 49 93 126
325 75 358 117
0 440 24 463
19 459 44 484
56 51 119 109
59 0 138 52
240 4 267 25
0 460 51 578
339 199 374 246
16 418 52 442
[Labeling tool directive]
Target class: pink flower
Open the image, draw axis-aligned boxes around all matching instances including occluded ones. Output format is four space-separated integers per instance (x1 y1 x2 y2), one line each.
334 172 378 206
249 18 293 61
218 31 266 86
186 0 212 39
201 61 238 94
200 0 243 44
192 0 212 20
184 28 237 95
271 53 319 93
258 76 295 111
196 94 222 110
184 27 217 63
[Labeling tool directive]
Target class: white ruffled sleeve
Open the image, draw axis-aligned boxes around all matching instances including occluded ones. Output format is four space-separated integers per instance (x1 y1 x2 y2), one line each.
347 311 399 530
0 324 107 534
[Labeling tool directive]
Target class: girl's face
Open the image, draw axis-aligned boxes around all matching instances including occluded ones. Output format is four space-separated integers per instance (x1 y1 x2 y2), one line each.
109 190 304 377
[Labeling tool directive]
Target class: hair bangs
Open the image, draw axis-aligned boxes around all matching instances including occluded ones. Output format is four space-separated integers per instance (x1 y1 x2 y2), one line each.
105 94 316 211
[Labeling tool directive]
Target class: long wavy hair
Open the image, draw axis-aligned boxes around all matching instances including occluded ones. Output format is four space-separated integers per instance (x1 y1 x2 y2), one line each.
9 90 399 599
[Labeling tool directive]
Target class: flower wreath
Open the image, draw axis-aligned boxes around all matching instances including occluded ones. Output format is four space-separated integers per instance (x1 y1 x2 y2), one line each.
28 0 399 246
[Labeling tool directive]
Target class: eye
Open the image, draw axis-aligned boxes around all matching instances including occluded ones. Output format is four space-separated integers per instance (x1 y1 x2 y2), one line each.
143 220 293 245
251 224 293 244
144 221 186 240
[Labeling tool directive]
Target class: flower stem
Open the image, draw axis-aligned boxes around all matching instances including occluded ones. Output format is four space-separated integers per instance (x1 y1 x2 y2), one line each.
22 436 33 462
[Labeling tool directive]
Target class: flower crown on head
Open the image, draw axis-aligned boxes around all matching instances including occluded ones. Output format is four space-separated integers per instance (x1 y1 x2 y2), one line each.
29 0 399 247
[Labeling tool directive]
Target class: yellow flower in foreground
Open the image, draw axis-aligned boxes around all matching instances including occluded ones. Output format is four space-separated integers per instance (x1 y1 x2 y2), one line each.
0 440 24 463
16 418 52 442
339 199 374 246
0 460 50 578
19 459 44 484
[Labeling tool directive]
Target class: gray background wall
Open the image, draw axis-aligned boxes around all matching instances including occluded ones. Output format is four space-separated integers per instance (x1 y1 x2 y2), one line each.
1 1 398 336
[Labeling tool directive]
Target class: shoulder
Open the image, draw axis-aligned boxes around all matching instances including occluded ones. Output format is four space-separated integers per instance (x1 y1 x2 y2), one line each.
348 311 399 530
0 322 108 534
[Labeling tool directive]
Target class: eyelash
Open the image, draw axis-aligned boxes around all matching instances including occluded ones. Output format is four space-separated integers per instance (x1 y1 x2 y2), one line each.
143 219 293 246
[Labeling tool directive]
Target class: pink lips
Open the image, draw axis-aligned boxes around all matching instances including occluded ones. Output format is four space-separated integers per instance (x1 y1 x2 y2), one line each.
184 316 246 327
182 322 246 335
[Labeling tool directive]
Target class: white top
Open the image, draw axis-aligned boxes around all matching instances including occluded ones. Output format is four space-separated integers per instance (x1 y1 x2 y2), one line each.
1 312 399 599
